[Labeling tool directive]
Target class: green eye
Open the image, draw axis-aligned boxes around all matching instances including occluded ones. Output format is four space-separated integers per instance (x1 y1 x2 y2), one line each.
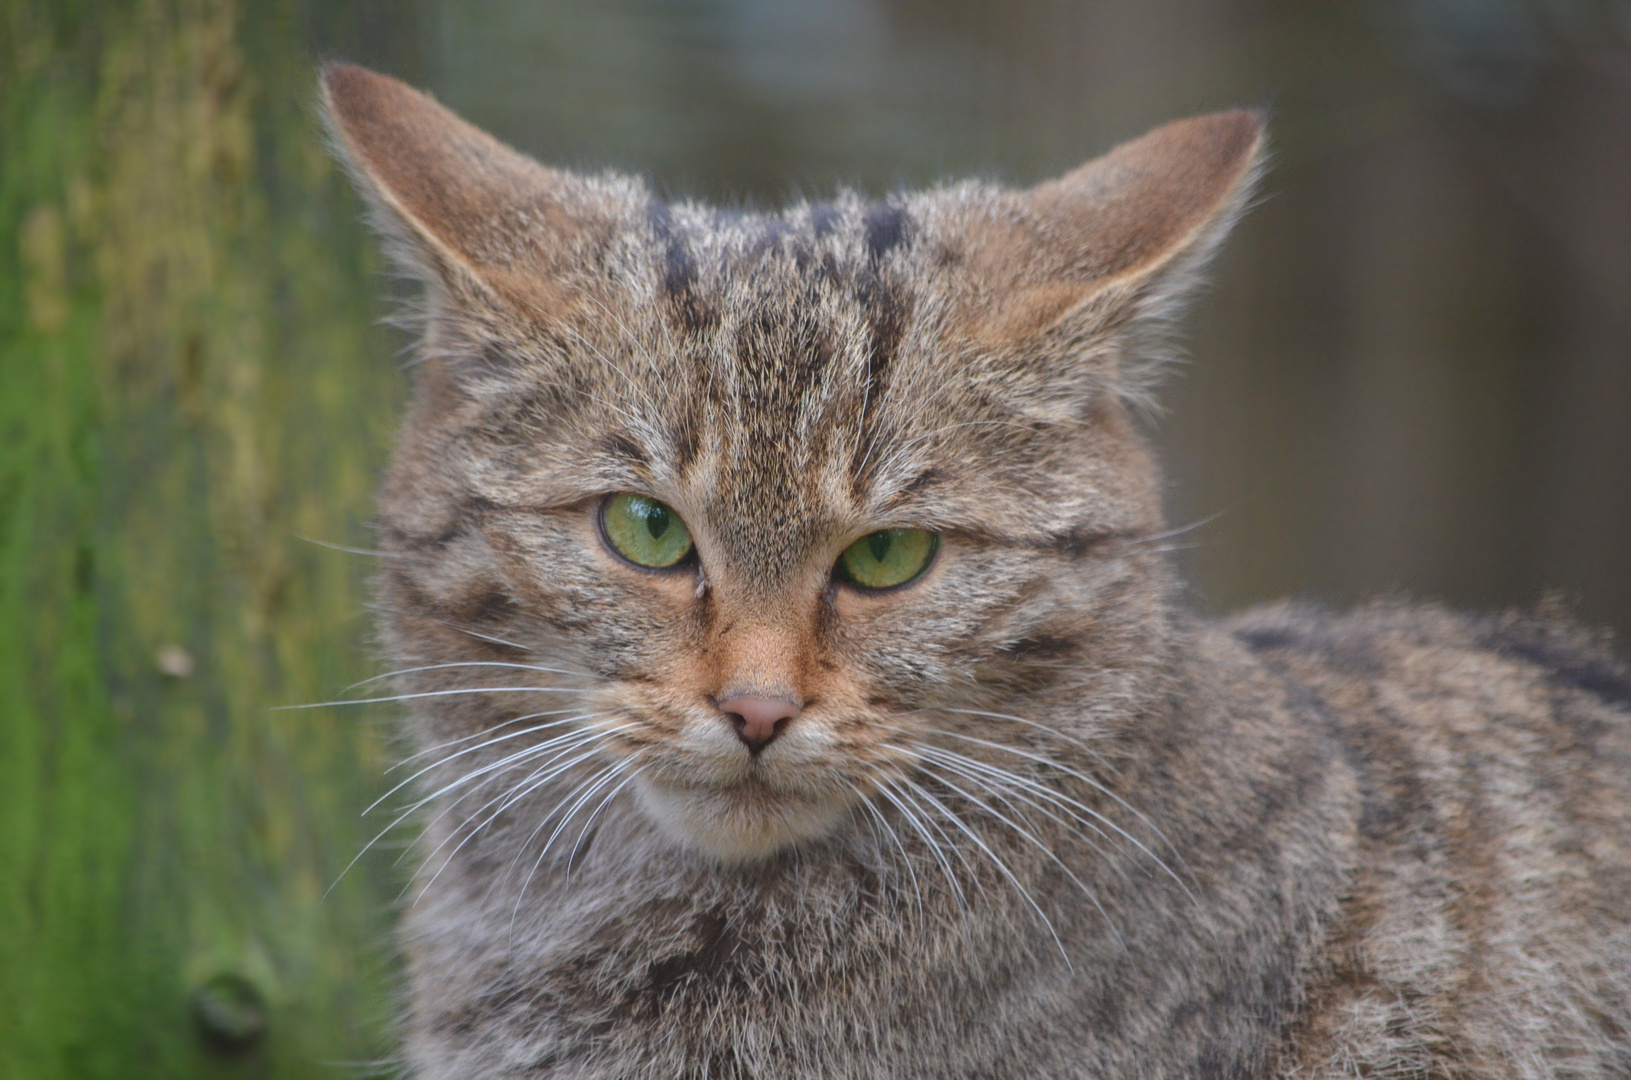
600 494 695 569
837 529 939 590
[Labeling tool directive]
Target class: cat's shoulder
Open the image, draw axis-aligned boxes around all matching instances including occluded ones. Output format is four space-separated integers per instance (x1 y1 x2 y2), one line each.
1215 601 1631 1079
1219 596 1629 716
1209 596 1631 801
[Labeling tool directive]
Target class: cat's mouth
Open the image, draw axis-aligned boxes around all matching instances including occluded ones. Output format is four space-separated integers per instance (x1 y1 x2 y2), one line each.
632 768 859 862
601 690 908 860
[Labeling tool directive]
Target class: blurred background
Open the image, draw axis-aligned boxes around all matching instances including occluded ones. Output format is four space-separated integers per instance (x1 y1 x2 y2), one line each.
3 0 1628 1075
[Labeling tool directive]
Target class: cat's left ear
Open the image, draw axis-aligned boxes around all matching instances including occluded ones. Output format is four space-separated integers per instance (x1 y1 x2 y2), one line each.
320 62 635 322
942 109 1264 355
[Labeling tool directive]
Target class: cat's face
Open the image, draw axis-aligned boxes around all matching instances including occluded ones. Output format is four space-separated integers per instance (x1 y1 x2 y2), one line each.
324 65 1260 862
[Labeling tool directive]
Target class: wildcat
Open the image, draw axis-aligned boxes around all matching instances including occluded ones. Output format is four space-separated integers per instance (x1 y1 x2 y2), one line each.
321 63 1631 1078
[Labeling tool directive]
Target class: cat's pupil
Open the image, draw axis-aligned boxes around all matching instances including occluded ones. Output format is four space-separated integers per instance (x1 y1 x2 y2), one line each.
868 532 892 564
644 504 670 540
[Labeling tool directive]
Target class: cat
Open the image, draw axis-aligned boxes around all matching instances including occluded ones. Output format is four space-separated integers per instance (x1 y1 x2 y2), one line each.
321 62 1631 1079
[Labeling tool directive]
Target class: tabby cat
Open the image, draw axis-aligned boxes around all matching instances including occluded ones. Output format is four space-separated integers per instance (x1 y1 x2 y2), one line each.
321 63 1631 1078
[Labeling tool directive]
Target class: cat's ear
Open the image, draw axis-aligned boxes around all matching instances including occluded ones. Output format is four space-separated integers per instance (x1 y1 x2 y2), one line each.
953 109 1264 354
320 62 631 319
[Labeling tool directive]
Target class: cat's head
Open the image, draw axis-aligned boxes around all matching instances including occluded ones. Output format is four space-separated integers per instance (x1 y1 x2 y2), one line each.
323 64 1261 863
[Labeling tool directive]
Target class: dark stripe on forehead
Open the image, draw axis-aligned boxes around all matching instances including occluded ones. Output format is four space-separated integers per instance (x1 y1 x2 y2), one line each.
599 432 651 471
810 205 840 238
648 201 691 295
857 280 906 421
863 201 909 263
648 200 716 333
850 204 914 495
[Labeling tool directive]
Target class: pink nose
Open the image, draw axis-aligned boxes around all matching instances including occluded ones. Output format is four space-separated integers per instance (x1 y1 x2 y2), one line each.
717 695 801 753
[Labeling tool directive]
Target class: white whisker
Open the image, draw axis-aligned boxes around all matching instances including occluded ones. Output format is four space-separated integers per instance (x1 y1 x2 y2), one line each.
847 779 925 922
278 685 587 710
877 778 973 909
1121 510 1227 547
348 661 591 691
296 534 394 558
394 721 619 817
902 724 1193 897
388 708 587 771
567 761 647 870
331 723 618 896
532 757 639 875
916 758 1122 947
912 745 1123 848
916 706 1119 774
390 726 633 876
899 777 1072 967
508 757 642 932
410 733 634 902
913 746 1128 864
367 712 609 814
442 623 534 652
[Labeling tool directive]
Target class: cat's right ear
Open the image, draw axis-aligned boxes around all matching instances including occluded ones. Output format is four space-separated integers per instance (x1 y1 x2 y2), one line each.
320 62 628 321
932 110 1264 406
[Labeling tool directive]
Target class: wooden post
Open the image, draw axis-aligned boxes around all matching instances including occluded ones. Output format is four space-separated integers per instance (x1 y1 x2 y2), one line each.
1 1 405 1074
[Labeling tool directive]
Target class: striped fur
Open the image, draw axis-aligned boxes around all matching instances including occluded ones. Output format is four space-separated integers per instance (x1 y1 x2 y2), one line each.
322 64 1631 1079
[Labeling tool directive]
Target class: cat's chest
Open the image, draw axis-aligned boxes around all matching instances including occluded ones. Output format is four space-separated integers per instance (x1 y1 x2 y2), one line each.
513 869 917 1016
416 862 1063 1077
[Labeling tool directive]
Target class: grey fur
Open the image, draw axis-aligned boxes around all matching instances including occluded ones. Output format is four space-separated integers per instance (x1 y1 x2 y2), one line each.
320 64 1631 1078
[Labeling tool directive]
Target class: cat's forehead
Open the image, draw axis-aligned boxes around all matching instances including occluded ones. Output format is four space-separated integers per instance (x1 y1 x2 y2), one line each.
454 187 1149 585
654 194 909 281
651 195 916 424
615 196 933 580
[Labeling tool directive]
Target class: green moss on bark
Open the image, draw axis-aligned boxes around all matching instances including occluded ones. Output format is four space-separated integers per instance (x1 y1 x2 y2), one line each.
1 2 405 1074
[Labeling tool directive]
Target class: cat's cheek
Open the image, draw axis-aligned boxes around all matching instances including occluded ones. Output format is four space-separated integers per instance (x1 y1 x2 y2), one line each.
554 510 709 654
824 539 1007 688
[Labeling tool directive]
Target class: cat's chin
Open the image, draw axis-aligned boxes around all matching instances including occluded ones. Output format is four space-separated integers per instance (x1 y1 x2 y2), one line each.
632 775 854 862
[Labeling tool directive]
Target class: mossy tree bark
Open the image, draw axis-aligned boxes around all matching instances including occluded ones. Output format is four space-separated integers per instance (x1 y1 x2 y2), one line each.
2 1 406 1074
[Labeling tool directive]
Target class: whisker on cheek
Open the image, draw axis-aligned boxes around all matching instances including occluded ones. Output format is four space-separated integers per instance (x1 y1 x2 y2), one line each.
845 779 926 923
897 777 1072 968
389 707 592 771
408 731 638 903
887 718 1192 896
509 756 646 933
326 714 614 898
393 718 618 816
372 712 610 811
277 685 589 710
874 778 972 911
350 660 594 691
439 622 536 652
911 746 1136 886
567 762 648 870
914 759 1122 947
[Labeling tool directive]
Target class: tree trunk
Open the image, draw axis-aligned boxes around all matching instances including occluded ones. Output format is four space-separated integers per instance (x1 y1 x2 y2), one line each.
1 1 406 1074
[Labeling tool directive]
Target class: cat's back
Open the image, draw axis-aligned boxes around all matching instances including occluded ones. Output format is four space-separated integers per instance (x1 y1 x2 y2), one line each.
1223 601 1631 1078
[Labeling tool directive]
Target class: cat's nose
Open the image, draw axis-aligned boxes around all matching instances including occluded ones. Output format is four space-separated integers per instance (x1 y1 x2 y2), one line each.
717 695 801 753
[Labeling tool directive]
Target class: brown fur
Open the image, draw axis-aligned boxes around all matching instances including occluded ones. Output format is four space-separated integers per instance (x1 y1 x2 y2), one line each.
322 63 1631 1078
